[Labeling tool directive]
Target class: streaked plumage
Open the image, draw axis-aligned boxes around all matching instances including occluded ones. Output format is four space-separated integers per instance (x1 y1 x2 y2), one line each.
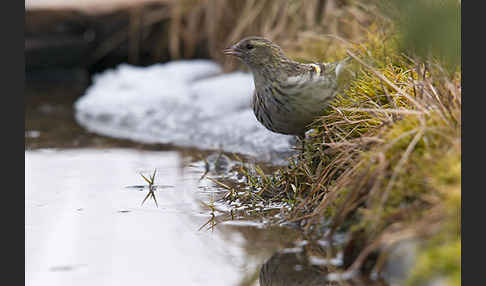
224 36 351 138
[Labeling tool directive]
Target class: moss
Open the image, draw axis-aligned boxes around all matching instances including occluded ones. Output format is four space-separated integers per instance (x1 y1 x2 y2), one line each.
406 230 461 286
323 187 351 219
408 239 460 286
286 35 349 64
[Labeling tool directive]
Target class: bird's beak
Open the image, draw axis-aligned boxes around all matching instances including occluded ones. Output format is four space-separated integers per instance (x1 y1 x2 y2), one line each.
223 45 241 57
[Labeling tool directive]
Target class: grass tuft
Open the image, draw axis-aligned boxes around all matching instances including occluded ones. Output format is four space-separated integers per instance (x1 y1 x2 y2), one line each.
227 14 460 284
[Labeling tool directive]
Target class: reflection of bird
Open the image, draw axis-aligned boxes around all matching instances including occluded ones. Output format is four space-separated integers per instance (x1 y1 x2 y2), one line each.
258 249 390 286
224 36 352 141
258 251 330 286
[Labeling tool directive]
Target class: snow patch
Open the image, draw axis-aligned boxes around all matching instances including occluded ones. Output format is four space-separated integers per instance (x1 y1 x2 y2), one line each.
75 60 295 163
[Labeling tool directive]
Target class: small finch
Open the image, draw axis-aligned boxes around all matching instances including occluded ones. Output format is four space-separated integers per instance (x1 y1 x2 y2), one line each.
223 36 352 141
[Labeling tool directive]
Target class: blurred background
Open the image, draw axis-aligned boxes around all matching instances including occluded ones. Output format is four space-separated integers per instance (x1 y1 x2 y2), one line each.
25 0 460 107
26 0 357 91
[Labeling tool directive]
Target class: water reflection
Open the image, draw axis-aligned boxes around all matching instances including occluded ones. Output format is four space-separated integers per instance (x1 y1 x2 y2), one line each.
25 148 301 286
260 250 330 286
258 241 389 286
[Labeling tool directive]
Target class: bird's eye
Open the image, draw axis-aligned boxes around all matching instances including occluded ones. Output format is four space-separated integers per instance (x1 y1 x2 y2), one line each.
246 43 254 50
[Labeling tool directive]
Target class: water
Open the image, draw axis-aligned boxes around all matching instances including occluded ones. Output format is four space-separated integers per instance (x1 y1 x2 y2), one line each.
25 90 302 286
26 148 303 286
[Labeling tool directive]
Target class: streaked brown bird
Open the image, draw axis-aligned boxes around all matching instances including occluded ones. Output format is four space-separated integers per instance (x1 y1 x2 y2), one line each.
224 36 352 142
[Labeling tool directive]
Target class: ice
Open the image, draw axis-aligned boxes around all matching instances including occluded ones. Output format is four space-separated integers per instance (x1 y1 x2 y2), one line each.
75 60 295 163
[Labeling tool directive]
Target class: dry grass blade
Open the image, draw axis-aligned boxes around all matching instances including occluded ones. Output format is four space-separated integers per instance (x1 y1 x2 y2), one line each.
140 169 158 207
226 0 265 44
206 176 235 192
140 172 152 185
339 108 423 115
380 126 426 205
150 169 157 182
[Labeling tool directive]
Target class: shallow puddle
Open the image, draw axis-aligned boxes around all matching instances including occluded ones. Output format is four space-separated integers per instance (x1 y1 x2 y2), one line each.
25 91 300 285
25 148 303 286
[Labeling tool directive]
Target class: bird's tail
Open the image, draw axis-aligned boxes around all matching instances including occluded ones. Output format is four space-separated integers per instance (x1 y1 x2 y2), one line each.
335 56 352 78
335 56 357 90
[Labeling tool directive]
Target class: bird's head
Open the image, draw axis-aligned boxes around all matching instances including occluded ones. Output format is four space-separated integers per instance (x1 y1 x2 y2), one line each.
223 37 288 72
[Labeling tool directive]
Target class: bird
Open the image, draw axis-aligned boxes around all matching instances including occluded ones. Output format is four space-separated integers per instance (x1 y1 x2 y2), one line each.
223 36 352 144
